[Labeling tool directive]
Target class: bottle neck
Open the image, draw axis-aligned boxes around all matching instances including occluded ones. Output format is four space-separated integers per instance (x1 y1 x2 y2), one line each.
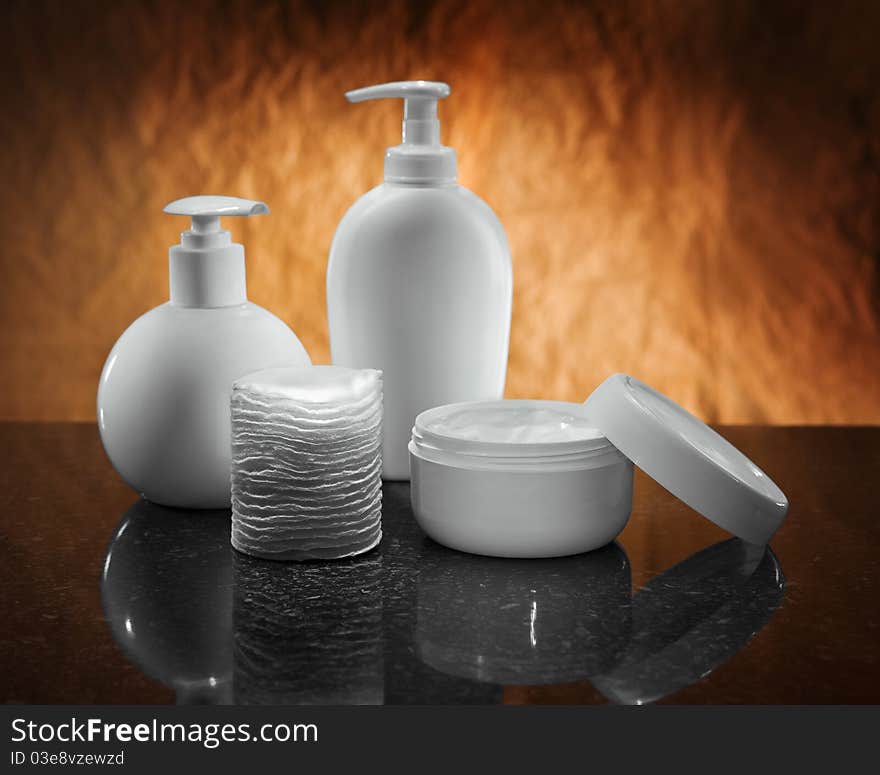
383 144 458 184
169 242 247 308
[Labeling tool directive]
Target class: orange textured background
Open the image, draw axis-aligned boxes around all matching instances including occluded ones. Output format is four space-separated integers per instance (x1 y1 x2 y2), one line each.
1 0 878 423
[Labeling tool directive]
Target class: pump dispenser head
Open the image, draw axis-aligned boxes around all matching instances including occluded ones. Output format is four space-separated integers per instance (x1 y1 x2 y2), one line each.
346 81 457 183
164 196 268 308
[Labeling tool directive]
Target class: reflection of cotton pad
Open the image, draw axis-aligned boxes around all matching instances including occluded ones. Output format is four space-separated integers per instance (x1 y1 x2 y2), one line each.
233 549 384 704
231 366 383 561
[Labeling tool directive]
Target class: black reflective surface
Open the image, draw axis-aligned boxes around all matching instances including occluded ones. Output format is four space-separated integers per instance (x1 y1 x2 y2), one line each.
3 424 877 704
99 484 784 705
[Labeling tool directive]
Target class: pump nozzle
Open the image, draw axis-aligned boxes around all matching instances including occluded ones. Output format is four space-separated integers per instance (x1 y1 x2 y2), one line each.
164 195 269 235
345 80 457 183
164 196 269 308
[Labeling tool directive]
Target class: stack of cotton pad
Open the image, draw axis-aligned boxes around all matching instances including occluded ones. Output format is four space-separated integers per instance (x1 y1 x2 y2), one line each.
230 366 383 561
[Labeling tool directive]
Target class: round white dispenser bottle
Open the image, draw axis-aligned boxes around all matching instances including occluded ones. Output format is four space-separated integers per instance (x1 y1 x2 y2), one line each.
98 196 311 509
327 81 513 480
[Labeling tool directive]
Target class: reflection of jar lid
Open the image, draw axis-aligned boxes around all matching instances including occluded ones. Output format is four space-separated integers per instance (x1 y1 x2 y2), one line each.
591 539 785 705
584 375 788 544
100 500 233 704
415 543 632 685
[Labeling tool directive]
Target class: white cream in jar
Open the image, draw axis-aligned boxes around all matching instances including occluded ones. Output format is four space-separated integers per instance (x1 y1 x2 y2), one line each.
409 400 633 558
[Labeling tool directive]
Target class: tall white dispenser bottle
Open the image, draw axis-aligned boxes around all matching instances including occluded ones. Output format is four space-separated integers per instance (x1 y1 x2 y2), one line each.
327 81 513 480
98 196 311 508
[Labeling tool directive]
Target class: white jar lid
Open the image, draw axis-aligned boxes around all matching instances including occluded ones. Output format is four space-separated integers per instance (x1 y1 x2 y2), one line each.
583 374 788 545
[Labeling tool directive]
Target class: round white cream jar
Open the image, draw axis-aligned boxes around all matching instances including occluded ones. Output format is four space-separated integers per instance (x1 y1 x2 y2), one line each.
409 400 633 558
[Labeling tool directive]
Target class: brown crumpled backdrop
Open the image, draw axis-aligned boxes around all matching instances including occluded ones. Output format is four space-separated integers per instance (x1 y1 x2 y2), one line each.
1 0 878 422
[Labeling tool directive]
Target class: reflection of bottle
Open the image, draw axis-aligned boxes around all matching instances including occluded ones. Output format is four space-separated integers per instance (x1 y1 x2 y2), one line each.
328 81 513 480
415 542 631 685
233 550 383 705
100 500 233 704
591 539 785 705
98 196 311 508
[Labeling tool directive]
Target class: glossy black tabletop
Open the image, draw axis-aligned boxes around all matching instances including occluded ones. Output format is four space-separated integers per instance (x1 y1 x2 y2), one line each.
1 423 878 704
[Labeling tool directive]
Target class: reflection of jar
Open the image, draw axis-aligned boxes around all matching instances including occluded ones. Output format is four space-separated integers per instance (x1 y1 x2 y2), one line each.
591 539 785 704
233 550 383 705
101 500 233 704
415 542 631 685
